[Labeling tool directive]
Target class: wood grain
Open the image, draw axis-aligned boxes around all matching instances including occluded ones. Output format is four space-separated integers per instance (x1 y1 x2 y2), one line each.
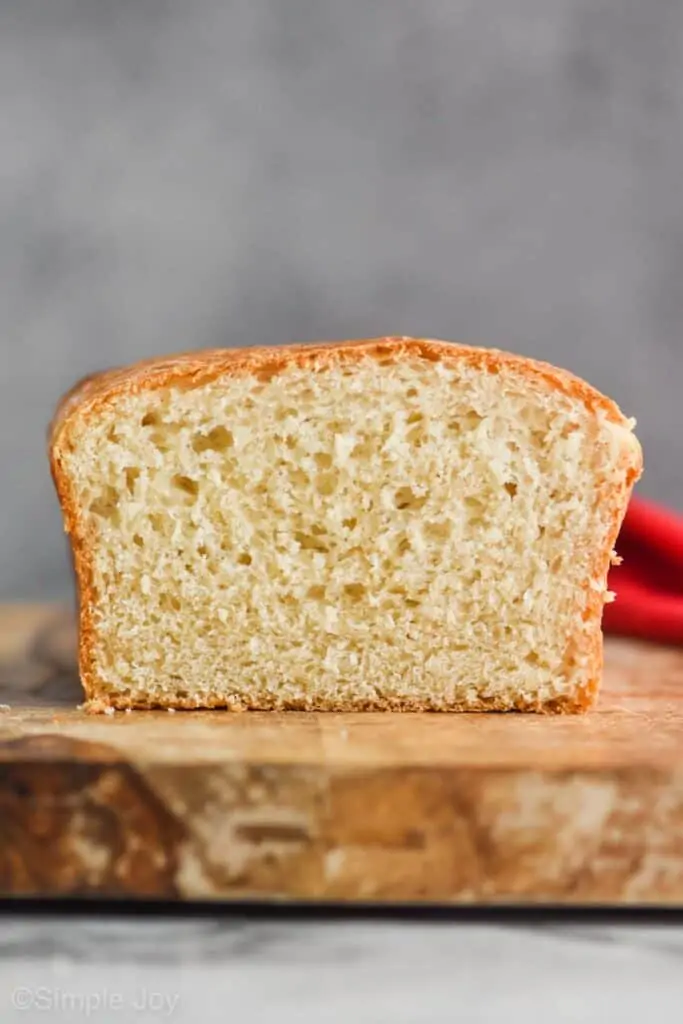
0 603 682 904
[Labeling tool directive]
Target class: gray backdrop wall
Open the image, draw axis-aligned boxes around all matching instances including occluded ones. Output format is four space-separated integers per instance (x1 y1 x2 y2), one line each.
2 0 682 598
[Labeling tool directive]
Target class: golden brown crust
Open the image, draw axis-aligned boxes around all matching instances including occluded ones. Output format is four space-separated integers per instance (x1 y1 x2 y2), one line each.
49 336 634 448
49 337 643 714
85 691 588 715
569 458 641 713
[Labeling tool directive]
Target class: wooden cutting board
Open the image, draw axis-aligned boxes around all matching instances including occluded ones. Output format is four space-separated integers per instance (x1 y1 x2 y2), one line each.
1 603 682 905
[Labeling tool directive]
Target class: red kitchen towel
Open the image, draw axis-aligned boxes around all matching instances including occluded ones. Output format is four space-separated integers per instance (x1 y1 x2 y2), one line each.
604 496 683 644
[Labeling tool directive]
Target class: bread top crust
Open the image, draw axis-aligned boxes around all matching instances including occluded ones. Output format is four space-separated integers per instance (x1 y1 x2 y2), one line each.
50 336 639 452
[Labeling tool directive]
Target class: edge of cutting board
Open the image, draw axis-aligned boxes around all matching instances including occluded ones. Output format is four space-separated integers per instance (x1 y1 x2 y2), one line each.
0 603 682 905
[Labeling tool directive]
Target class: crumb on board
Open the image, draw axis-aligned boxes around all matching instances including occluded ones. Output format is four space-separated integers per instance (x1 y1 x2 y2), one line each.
83 698 109 714
103 706 115 717
167 707 176 714
0 704 10 712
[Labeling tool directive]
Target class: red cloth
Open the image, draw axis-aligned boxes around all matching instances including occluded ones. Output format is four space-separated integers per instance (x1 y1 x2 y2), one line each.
604 496 683 644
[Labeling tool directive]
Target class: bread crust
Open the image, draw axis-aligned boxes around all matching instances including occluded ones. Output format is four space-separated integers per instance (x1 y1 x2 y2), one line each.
49 337 642 713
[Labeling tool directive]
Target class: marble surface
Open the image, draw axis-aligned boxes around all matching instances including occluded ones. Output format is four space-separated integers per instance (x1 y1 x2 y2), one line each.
1 915 683 1022
3 0 683 598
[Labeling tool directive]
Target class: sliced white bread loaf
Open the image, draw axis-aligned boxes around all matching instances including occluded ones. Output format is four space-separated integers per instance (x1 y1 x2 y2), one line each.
50 337 642 713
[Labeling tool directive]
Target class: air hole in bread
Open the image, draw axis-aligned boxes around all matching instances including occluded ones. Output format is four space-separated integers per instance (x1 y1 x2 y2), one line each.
125 467 140 493
394 486 427 511
192 426 234 453
172 475 199 499
316 473 337 496
295 531 329 553
424 521 451 541
90 486 119 521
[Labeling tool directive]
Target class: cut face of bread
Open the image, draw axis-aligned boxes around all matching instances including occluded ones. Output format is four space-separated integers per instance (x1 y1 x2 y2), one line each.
50 338 642 712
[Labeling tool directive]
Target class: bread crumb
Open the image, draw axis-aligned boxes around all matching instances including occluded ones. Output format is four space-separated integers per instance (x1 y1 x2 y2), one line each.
125 707 132 714
104 706 116 716
84 698 110 715
167 707 176 714
0 704 10 712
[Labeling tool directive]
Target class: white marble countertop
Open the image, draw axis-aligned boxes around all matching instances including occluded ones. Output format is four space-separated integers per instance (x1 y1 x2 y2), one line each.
1 914 683 1022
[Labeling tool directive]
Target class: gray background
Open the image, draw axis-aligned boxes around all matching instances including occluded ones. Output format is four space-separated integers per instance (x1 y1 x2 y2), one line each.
2 0 681 599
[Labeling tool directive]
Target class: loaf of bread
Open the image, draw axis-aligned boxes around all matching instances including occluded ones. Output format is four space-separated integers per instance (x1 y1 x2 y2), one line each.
50 337 642 713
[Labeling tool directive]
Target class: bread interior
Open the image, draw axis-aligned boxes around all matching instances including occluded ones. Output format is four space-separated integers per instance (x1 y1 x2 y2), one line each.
62 353 634 709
